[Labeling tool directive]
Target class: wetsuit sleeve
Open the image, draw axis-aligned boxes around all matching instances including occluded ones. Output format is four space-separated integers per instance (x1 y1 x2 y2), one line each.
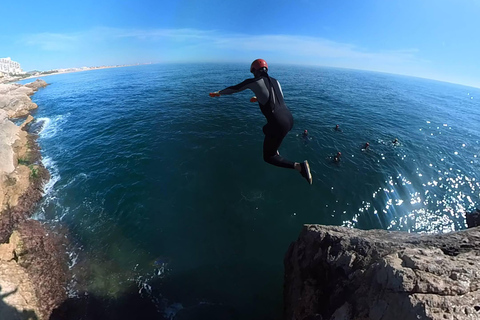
219 78 257 95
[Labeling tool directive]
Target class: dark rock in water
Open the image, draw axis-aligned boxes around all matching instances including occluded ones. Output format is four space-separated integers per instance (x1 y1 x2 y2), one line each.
25 118 46 135
466 209 480 228
284 225 480 320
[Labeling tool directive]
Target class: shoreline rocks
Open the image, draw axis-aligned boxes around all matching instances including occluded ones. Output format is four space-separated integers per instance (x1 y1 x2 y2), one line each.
0 79 68 319
284 225 480 320
0 79 47 118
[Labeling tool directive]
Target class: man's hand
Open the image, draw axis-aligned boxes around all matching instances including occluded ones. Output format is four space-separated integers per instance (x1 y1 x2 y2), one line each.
250 96 257 103
209 91 221 97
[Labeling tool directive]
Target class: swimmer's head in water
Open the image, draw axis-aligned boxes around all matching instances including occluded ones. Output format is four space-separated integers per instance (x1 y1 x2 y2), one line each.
334 152 341 161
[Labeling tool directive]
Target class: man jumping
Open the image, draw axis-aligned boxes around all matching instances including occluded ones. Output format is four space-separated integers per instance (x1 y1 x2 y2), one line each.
209 59 312 185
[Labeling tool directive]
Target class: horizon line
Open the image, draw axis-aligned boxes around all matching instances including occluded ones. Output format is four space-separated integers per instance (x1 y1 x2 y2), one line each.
31 60 479 90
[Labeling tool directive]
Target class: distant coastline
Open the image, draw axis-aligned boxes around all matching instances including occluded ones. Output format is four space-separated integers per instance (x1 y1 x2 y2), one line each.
1 62 152 84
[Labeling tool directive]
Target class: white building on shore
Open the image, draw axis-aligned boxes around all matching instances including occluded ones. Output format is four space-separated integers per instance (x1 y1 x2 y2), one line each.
0 57 24 75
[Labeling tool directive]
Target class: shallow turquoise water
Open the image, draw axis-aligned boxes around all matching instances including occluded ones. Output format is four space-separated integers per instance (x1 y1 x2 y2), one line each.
24 64 480 319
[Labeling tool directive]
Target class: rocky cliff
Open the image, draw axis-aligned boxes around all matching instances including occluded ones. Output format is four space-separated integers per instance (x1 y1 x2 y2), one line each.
0 79 68 320
284 225 480 320
0 79 46 118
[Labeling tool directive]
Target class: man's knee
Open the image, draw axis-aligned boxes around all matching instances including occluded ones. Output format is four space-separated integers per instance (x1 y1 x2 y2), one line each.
263 152 277 164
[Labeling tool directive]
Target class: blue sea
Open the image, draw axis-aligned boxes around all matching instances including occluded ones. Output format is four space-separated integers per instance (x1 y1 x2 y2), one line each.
23 64 480 319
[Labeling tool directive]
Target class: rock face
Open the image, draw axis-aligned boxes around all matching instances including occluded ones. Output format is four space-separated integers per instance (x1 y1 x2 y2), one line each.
24 79 48 91
0 231 41 319
0 79 67 320
284 225 480 320
0 109 21 174
0 79 48 118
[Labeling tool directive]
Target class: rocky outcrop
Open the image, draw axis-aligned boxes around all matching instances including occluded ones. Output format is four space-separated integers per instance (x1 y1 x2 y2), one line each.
0 79 47 118
0 109 21 174
24 79 48 92
0 221 68 320
13 221 68 319
0 231 41 319
284 225 480 320
0 79 68 319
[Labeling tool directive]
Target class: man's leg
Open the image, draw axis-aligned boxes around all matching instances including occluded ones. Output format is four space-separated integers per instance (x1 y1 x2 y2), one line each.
262 134 295 169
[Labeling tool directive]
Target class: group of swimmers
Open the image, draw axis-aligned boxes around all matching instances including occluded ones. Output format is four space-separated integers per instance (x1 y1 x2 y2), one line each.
301 125 400 163
210 59 401 185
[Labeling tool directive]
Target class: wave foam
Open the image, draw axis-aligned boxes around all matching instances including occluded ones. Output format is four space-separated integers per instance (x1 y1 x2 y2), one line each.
41 156 60 196
37 113 69 140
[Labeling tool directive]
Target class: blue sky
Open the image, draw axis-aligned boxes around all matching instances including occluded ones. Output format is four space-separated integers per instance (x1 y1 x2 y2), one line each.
1 0 479 87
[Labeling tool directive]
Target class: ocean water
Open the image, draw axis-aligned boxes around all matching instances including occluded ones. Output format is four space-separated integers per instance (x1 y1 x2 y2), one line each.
23 64 480 319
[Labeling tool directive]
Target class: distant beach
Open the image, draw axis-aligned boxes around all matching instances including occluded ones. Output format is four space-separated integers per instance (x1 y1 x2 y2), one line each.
2 63 152 84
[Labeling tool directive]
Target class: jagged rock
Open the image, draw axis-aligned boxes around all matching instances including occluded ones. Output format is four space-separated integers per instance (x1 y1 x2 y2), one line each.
284 225 480 320
11 86 35 96
0 260 40 319
0 231 20 261
14 220 69 319
0 80 46 118
0 109 21 174
24 79 48 91
0 222 68 320
0 93 38 118
0 230 40 319
466 209 480 228
20 115 34 130
0 84 21 95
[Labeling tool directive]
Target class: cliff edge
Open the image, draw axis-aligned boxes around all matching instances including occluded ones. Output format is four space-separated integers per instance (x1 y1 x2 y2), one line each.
0 79 68 320
284 224 480 320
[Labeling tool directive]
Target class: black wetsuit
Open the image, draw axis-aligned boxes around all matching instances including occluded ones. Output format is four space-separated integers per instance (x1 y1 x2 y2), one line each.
219 73 295 169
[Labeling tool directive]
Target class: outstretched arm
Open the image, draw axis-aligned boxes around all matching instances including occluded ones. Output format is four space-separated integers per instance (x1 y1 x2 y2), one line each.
209 78 257 98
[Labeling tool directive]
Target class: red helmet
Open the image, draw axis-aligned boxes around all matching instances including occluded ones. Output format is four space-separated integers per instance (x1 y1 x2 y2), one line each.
250 59 268 74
